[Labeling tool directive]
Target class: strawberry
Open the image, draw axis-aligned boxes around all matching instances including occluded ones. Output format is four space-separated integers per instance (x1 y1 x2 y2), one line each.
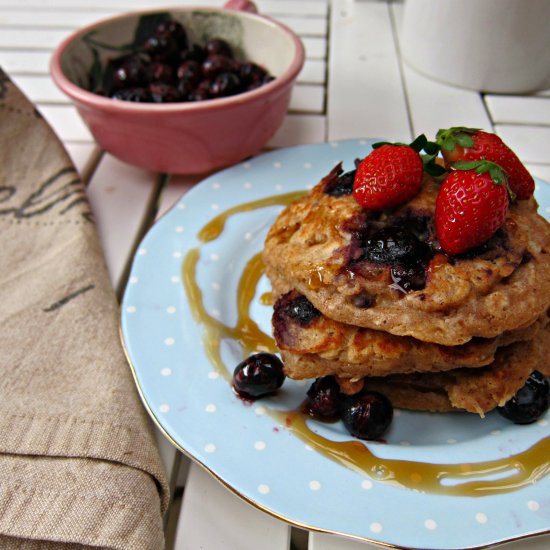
435 160 510 255
436 126 534 199
353 143 423 210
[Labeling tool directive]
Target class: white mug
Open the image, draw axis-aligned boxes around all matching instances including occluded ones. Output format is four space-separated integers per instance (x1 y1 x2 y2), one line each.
401 0 550 94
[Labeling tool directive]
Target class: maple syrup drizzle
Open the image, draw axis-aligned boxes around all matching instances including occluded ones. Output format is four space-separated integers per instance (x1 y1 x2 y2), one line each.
198 191 305 243
182 192 550 496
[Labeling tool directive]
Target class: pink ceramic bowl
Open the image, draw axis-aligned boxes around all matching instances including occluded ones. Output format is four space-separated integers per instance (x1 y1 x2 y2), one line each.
50 3 304 174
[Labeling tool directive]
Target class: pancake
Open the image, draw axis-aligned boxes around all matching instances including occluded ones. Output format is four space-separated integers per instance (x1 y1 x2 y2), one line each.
273 289 547 379
263 164 550 346
362 330 548 416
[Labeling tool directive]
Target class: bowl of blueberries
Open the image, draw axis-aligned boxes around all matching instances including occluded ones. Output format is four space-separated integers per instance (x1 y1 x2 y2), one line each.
50 1 304 174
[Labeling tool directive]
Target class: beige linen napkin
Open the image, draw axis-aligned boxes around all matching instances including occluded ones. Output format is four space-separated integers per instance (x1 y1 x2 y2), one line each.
0 70 169 548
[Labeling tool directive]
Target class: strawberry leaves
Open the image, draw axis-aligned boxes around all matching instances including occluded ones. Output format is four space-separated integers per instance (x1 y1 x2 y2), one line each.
435 126 479 152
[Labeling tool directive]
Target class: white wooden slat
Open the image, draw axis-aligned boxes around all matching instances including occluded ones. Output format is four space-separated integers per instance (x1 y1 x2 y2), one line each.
0 9 116 27
494 124 550 165
0 29 70 49
485 95 550 126
301 37 326 60
309 533 383 550
86 153 158 289
289 83 324 114
298 59 325 85
327 0 410 142
63 142 98 177
174 463 291 550
37 104 93 142
0 0 328 17
310 533 550 550
267 113 326 148
10 74 66 103
0 0 223 8
276 15 327 37
0 7 325 29
258 1 328 17
401 64 493 139
0 51 51 73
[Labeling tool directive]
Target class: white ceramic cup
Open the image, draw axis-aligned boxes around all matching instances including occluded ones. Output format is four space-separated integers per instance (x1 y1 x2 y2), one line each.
401 0 550 94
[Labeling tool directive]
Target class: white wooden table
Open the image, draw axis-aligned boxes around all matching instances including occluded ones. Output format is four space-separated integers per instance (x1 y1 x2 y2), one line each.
2 0 549 548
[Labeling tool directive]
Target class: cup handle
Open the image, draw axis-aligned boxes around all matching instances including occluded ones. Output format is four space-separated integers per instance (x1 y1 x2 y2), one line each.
223 0 258 13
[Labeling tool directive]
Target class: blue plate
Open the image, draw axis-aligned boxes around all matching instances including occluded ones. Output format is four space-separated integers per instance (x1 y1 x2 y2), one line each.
121 139 550 549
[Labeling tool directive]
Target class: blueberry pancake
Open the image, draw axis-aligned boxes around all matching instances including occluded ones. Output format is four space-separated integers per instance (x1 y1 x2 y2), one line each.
263 164 550 346
273 289 548 380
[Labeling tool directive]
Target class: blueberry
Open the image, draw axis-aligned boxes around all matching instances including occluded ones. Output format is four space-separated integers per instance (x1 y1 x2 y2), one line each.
148 83 181 103
202 55 235 78
179 43 206 64
341 391 393 440
350 292 374 308
111 87 151 102
205 38 233 58
305 376 344 418
187 79 212 101
498 371 549 424
390 264 427 292
232 353 285 399
154 19 188 49
143 19 187 60
363 227 431 268
238 61 268 86
284 294 321 325
109 53 150 90
324 170 356 197
209 72 242 98
176 60 201 84
147 62 174 84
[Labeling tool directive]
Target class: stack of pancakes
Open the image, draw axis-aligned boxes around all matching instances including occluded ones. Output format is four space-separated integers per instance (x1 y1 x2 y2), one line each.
263 164 550 416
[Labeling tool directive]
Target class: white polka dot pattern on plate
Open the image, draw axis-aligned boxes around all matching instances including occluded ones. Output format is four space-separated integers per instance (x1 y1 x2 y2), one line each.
475 513 488 524
161 368 172 377
159 404 170 413
206 404 216 413
424 519 437 530
204 443 216 453
370 522 382 534
254 441 266 451
528 500 540 511
309 480 321 491
258 484 270 494
164 337 175 346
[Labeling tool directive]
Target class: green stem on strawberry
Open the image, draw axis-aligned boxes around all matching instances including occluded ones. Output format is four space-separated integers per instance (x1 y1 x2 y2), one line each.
435 126 480 152
451 159 516 201
372 134 446 178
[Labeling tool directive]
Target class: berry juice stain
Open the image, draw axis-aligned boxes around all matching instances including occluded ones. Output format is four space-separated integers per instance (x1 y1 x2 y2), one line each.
181 188 550 496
